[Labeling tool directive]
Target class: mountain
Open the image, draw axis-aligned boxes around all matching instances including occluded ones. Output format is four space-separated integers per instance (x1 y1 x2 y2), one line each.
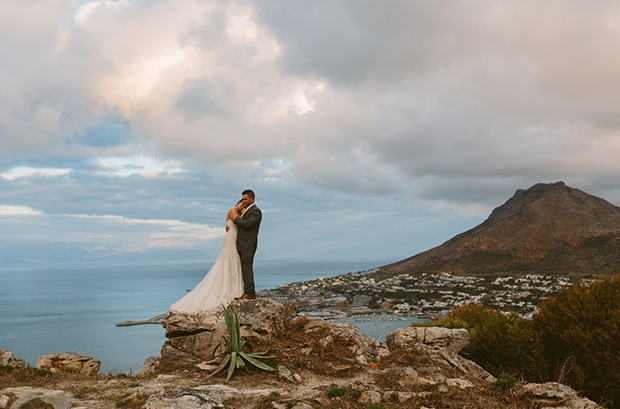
380 181 620 277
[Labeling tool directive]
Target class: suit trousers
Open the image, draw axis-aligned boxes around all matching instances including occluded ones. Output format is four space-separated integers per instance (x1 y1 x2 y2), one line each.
239 250 256 297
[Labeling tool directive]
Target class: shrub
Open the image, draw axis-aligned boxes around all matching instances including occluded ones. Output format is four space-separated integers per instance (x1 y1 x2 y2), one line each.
533 273 620 407
490 372 518 396
326 385 346 399
431 303 546 381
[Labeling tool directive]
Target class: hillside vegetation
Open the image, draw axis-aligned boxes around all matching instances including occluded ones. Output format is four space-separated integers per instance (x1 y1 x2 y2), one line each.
430 273 620 408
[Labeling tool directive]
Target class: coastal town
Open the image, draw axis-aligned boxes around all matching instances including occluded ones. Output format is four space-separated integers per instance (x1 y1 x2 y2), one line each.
260 268 578 319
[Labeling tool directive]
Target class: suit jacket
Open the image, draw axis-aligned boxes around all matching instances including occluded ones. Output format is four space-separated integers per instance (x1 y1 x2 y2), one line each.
234 205 262 253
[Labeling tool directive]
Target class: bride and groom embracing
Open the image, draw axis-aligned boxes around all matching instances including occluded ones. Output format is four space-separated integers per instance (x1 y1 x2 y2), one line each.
170 189 262 314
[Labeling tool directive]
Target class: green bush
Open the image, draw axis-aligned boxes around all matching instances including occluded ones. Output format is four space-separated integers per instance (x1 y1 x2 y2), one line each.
490 372 518 396
350 389 362 399
326 385 346 399
533 273 620 407
431 303 546 381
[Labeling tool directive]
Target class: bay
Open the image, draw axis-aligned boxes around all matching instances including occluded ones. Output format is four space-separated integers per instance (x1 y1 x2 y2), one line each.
0 259 394 374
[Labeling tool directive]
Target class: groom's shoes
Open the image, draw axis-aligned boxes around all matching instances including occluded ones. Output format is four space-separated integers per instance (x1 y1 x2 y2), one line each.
235 294 256 300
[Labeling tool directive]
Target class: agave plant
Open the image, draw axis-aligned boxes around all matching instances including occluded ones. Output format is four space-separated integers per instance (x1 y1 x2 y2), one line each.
210 304 275 380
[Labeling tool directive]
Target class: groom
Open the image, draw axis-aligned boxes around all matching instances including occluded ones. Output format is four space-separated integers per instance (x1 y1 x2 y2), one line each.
233 189 262 300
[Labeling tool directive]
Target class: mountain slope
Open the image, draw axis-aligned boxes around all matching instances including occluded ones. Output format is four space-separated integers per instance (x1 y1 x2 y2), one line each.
380 181 620 277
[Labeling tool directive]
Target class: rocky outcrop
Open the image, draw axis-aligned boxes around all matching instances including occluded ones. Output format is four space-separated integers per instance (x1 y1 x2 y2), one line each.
0 350 24 369
388 326 471 353
0 387 70 409
36 352 100 376
0 300 603 408
160 299 389 370
143 388 225 409
161 299 288 367
295 317 390 364
522 382 600 409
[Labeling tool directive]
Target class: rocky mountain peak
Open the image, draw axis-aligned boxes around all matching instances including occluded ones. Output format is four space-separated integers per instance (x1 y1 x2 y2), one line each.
381 182 620 276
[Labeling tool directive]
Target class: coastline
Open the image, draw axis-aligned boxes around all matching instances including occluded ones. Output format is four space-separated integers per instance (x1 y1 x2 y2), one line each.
0 259 392 374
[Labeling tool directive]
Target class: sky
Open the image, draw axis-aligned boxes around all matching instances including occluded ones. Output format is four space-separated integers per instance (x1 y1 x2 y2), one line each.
2 0 620 266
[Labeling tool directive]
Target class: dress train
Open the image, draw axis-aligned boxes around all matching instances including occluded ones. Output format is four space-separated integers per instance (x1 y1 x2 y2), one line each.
170 219 243 313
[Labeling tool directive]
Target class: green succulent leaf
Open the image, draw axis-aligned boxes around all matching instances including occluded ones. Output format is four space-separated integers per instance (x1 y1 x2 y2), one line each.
209 354 231 378
240 351 276 371
226 351 238 380
212 305 277 381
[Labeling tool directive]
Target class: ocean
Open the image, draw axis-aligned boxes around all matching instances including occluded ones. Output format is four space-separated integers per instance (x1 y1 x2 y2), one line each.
0 259 412 374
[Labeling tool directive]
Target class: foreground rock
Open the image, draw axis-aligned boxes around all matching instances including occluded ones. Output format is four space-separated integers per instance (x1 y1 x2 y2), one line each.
1 298 602 409
161 299 288 367
36 352 101 376
388 326 471 353
0 387 70 409
0 351 24 370
161 299 389 370
522 382 600 409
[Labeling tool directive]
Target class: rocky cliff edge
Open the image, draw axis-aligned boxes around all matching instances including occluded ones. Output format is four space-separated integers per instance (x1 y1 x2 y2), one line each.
1 299 601 409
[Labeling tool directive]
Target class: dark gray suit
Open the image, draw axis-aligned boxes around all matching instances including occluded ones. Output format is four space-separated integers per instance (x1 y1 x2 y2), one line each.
234 204 261 297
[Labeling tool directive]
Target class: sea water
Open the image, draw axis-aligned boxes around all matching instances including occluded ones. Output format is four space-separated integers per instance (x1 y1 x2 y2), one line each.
0 259 409 374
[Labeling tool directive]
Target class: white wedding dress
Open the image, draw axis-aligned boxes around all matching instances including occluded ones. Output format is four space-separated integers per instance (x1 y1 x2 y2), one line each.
170 219 243 313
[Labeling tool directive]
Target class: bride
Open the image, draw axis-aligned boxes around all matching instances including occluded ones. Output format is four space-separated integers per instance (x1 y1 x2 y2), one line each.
170 201 244 313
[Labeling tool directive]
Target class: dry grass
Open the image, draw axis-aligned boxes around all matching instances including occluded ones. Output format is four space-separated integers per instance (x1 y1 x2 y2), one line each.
1 317 540 409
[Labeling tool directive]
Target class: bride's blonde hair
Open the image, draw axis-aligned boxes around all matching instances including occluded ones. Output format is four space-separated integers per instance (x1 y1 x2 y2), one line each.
226 200 243 221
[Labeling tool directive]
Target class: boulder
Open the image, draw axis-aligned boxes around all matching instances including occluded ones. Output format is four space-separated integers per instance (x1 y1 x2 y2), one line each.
436 348 495 382
161 299 391 369
36 352 100 376
137 356 160 377
0 350 25 369
143 388 224 409
387 326 470 353
300 318 390 363
0 387 70 409
161 299 287 367
522 382 600 409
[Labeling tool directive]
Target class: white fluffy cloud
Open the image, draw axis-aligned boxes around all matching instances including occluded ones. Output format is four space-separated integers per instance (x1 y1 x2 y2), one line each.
3 1 620 263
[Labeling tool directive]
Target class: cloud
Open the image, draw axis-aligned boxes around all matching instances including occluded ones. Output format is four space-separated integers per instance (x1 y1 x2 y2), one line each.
3 1 620 264
1 167 71 181
0 202 224 261
95 155 185 177
0 205 42 217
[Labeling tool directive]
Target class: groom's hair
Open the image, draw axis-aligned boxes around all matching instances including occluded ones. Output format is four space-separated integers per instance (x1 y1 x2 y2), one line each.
242 189 255 200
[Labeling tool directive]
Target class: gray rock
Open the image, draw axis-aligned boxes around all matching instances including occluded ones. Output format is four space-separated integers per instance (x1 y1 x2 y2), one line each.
300 317 390 362
277 365 301 383
137 356 160 377
0 350 25 369
1 387 70 409
290 402 314 409
144 388 224 409
359 390 382 404
36 352 100 376
318 335 333 348
161 299 287 367
437 348 495 382
522 382 601 409
194 384 273 400
388 326 470 353
383 391 413 403
446 378 475 389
